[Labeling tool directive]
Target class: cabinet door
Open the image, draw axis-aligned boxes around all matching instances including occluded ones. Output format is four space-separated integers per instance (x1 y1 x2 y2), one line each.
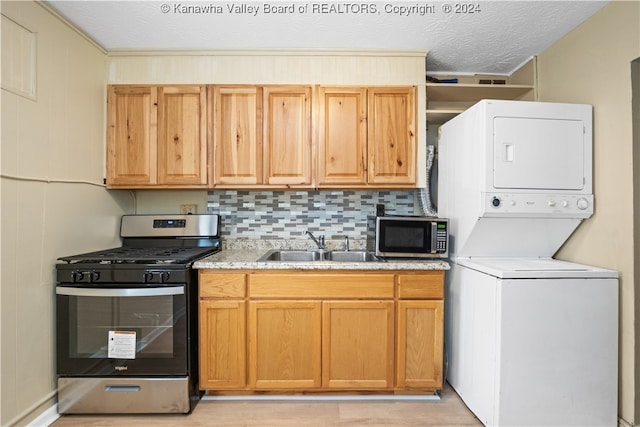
157 85 208 186
322 300 394 389
199 300 246 389
367 87 416 185
249 301 322 389
263 86 312 186
212 86 262 185
106 85 157 186
317 87 367 186
396 300 443 389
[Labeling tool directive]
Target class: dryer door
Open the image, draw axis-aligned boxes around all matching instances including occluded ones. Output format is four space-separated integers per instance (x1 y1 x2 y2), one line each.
493 117 585 191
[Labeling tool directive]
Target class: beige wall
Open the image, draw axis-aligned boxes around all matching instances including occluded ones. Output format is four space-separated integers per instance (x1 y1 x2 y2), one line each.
0 2 131 425
537 2 640 425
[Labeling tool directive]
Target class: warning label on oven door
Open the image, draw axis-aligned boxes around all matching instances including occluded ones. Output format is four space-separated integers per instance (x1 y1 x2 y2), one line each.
108 330 136 359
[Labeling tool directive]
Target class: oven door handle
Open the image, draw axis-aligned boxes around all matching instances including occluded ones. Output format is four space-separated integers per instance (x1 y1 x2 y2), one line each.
55 286 184 297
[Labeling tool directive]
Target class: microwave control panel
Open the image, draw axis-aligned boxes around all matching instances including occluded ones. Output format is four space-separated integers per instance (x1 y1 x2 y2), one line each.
433 221 448 254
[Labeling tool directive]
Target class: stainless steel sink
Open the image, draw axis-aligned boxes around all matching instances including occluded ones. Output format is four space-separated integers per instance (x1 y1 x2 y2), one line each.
256 249 380 262
325 251 380 262
257 250 324 262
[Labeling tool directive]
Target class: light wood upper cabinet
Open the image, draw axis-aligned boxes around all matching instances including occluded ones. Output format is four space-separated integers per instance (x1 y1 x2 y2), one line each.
157 86 208 186
106 86 157 186
108 84 416 189
317 86 416 188
367 87 416 185
106 85 209 188
212 86 262 185
212 85 312 188
317 87 368 186
263 86 313 186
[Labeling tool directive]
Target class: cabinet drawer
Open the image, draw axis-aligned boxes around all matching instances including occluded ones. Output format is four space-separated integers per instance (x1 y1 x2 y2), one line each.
200 272 246 298
249 273 394 299
397 272 444 299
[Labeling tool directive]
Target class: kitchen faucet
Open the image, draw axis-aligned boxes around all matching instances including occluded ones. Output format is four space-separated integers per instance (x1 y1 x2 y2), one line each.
304 230 325 250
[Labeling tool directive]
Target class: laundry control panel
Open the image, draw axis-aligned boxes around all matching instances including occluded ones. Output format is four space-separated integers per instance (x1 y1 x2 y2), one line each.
482 193 594 218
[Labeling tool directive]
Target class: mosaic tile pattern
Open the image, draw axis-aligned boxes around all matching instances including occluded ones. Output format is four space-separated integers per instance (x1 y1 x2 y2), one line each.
207 190 418 240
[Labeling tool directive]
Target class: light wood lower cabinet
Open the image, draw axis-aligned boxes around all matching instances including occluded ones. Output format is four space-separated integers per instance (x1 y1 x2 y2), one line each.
396 300 443 388
199 300 246 389
323 300 394 389
198 270 444 394
249 301 322 389
199 273 246 389
396 273 444 389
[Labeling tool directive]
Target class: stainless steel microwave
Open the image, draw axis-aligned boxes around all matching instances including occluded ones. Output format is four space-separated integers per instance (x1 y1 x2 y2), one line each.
367 216 448 258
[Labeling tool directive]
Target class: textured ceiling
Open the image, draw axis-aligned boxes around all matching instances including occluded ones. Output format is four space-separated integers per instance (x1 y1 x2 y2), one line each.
46 0 608 75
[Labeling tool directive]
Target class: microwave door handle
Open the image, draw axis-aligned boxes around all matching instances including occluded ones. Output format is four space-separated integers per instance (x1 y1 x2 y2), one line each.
430 222 437 254
55 286 184 297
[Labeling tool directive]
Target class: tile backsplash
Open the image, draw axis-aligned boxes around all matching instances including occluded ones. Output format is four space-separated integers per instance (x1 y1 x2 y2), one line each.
207 190 418 240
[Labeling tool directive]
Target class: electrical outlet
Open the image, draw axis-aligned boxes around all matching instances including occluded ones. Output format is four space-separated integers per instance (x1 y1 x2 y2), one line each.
180 204 197 215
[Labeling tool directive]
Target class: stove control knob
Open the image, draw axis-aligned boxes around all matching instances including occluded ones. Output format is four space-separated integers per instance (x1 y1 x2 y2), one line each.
90 271 101 282
143 270 171 283
73 271 84 282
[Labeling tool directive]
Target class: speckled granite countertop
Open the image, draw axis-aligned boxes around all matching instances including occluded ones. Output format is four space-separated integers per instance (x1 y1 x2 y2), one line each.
194 239 450 271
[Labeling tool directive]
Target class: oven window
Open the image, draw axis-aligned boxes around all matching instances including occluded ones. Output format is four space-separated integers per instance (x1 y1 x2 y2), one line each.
56 287 189 376
70 295 180 359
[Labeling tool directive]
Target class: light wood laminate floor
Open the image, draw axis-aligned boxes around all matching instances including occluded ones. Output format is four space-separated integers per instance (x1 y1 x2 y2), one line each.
50 383 482 426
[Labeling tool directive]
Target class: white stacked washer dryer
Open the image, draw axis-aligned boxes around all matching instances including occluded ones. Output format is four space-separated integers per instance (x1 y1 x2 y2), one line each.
437 100 618 427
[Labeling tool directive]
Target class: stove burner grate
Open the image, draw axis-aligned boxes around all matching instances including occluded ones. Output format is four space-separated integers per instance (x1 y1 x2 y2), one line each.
58 246 218 264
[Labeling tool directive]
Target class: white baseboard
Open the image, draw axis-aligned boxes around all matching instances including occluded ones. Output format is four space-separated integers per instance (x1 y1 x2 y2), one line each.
26 404 59 427
618 417 636 427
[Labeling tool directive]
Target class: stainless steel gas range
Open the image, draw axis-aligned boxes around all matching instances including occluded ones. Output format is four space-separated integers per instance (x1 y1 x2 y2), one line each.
55 214 220 414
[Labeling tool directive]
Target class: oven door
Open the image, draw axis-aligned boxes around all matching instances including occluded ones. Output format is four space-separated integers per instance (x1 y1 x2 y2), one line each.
56 285 188 376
